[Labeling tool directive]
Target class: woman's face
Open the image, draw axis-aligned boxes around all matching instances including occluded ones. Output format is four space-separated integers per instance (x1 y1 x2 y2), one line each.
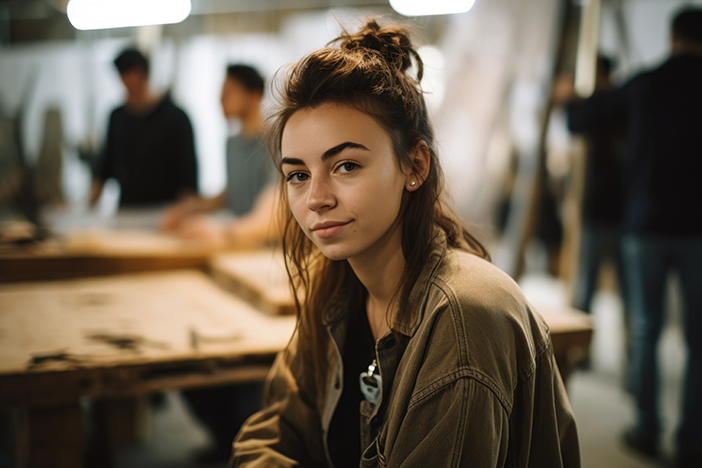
281 102 408 262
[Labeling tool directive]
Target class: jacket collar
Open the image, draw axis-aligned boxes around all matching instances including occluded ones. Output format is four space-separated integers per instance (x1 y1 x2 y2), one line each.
322 230 448 338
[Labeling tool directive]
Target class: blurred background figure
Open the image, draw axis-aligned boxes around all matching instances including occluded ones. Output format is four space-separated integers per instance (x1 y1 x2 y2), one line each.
0 105 24 216
90 48 199 208
160 64 277 249
567 7 702 467
559 55 626 318
0 78 50 243
34 107 65 207
620 9 702 467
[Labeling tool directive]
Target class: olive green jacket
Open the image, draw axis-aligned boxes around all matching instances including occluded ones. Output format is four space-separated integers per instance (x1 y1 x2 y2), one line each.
231 238 581 467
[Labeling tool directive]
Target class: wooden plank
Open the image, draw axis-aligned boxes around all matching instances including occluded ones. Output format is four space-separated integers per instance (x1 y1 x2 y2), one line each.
497 0 575 280
536 304 593 383
210 250 298 315
0 230 214 282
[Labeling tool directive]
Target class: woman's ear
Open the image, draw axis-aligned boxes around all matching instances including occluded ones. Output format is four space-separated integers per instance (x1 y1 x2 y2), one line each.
405 141 431 191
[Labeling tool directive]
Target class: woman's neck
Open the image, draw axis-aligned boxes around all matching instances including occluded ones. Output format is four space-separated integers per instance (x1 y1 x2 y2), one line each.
348 223 405 340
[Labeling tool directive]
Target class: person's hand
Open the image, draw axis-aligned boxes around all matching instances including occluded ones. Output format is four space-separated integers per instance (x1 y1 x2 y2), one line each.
89 179 104 209
160 196 199 232
552 74 576 106
173 214 228 249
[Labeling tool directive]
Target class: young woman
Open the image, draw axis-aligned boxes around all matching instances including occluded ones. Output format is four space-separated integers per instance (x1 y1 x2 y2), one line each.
231 20 580 468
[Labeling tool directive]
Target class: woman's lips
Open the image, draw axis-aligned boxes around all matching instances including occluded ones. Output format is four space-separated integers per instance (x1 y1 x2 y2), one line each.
312 221 351 239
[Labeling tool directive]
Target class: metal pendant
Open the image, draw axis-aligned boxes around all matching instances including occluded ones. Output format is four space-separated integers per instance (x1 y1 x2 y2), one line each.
360 359 382 405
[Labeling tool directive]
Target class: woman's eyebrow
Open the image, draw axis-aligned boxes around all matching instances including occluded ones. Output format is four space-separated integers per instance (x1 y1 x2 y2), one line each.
280 141 370 166
281 141 370 167
321 141 369 161
281 157 304 166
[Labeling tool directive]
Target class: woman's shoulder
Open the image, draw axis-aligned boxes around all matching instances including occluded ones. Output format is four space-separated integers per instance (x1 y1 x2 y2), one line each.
433 248 530 315
425 248 551 381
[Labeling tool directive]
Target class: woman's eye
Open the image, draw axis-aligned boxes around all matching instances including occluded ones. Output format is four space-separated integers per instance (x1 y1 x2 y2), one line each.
338 162 359 173
286 172 309 183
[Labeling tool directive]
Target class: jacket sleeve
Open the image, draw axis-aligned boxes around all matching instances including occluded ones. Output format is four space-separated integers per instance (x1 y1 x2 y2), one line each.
382 375 510 467
566 91 616 133
230 335 328 468
380 349 579 468
521 349 581 468
565 84 629 134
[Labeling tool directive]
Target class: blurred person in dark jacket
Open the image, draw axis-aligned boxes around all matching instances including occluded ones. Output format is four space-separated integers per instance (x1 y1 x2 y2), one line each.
564 8 702 467
562 55 627 317
90 48 198 208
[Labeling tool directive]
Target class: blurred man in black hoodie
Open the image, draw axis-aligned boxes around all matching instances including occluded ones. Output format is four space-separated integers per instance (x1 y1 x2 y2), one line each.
91 48 198 207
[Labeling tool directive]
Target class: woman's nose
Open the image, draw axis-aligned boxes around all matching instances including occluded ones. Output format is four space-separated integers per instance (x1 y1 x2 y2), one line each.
306 176 336 212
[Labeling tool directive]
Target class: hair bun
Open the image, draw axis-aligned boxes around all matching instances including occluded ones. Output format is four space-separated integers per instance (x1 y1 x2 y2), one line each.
339 20 421 78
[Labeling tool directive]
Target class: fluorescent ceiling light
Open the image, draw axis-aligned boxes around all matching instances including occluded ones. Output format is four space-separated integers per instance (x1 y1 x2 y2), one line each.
67 0 192 30
389 0 475 17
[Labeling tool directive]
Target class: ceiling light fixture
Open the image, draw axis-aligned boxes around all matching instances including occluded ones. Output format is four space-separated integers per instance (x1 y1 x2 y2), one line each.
67 0 192 31
389 0 475 17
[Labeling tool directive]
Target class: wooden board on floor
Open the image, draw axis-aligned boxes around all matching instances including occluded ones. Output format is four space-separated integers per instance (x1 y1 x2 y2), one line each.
209 250 297 315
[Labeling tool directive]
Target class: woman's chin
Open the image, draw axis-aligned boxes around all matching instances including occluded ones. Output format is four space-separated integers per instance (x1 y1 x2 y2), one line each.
316 245 353 262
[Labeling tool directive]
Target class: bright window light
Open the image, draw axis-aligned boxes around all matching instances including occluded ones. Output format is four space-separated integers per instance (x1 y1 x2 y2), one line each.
67 0 192 30
389 0 475 17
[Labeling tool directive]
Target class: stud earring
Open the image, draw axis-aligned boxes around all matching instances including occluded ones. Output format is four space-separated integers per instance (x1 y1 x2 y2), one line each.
410 181 416 186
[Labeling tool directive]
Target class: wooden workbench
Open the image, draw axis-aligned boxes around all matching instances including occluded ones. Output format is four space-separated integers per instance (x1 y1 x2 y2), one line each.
0 270 296 467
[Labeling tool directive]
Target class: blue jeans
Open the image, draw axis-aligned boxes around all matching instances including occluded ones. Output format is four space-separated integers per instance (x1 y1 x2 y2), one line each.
622 235 702 454
574 224 627 313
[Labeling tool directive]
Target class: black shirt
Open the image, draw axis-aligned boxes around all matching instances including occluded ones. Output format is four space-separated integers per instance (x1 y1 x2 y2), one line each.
97 96 198 206
327 304 376 468
566 92 625 227
572 54 702 236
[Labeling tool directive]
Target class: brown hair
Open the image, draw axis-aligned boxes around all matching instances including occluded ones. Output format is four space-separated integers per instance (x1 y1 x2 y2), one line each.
269 20 489 392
